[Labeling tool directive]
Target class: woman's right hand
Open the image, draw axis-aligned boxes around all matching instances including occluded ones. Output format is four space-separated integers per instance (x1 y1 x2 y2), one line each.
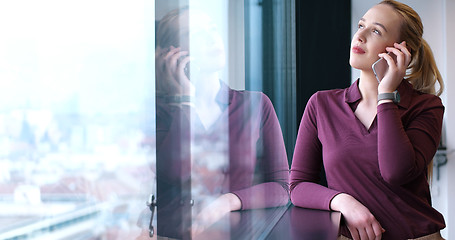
330 193 385 240
155 46 194 96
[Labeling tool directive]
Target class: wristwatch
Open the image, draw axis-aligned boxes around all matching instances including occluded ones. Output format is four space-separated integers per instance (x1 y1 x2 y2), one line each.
378 90 400 103
163 95 191 103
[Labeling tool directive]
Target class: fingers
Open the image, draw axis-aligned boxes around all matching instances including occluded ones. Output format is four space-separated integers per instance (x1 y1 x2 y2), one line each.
156 46 188 72
377 41 411 92
191 220 205 238
155 46 193 95
347 226 361 240
384 41 411 71
348 225 383 240
358 228 369 240
378 52 397 72
365 227 375 240
372 222 385 239
395 41 412 65
164 47 189 74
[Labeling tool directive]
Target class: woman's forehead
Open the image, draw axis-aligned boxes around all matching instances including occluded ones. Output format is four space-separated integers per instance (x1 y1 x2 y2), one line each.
362 4 401 30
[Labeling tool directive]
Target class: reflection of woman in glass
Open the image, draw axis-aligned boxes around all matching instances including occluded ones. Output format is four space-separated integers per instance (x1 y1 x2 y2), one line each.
291 1 445 240
154 7 289 238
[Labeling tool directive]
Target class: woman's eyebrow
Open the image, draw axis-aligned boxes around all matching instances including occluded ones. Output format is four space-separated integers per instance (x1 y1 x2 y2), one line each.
360 17 388 32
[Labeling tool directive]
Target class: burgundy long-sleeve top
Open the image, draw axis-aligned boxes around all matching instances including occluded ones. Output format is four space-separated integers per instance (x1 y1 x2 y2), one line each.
290 79 445 239
156 82 289 210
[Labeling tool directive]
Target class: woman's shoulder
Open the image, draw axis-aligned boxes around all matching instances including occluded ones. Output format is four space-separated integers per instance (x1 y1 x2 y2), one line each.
313 88 346 98
398 82 444 118
230 88 272 106
308 88 348 106
406 85 444 109
414 89 442 103
399 80 439 100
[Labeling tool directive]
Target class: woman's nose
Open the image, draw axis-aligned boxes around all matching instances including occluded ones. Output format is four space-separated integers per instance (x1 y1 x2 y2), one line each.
355 31 366 43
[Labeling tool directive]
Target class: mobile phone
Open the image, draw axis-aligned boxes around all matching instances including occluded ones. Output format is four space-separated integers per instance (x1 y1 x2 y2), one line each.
372 52 397 83
184 62 190 80
177 54 191 80
183 60 200 80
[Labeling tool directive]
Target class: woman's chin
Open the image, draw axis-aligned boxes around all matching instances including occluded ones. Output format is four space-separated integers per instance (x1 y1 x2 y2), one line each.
349 59 365 71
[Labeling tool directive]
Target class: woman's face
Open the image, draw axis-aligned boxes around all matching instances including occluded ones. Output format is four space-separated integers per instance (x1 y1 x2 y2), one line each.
349 4 402 71
176 11 226 73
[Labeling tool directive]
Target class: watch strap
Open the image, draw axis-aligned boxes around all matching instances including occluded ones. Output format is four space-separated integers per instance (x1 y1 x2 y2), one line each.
378 90 400 103
164 95 191 103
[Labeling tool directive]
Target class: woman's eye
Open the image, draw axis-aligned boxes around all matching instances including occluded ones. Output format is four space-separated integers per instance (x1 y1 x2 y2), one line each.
358 24 364 29
373 29 381 35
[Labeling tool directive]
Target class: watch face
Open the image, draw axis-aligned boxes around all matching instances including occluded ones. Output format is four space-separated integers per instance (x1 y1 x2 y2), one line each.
394 91 400 103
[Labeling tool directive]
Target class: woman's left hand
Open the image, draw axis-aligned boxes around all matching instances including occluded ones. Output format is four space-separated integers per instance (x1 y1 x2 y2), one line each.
377 41 412 93
191 193 241 237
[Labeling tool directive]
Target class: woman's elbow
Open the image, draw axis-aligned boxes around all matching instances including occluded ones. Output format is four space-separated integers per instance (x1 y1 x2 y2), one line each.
379 166 416 185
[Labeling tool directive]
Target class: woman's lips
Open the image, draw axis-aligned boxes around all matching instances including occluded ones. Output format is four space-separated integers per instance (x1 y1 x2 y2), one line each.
352 46 365 54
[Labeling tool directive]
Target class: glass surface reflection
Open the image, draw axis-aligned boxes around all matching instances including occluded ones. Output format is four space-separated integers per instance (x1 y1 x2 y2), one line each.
0 1 155 239
154 4 289 239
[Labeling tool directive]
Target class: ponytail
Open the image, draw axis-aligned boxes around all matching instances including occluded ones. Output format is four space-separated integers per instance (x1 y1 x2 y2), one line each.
407 39 444 96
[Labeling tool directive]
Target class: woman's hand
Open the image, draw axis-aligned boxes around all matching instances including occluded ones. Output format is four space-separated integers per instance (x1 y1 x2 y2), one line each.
377 41 412 94
155 46 194 96
330 193 385 240
191 193 241 237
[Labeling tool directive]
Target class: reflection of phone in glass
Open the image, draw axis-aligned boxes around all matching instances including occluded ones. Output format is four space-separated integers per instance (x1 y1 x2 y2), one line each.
184 60 200 80
184 62 190 80
372 52 397 83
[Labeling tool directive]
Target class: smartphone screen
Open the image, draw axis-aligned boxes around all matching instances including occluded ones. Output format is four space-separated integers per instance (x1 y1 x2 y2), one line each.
184 62 190 79
372 52 397 83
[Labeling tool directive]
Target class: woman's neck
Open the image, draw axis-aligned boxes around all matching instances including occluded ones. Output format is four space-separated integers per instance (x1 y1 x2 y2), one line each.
193 71 221 104
358 71 379 105
192 71 224 130
354 70 380 129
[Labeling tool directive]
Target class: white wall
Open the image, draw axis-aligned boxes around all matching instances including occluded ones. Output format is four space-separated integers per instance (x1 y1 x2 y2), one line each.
351 1 453 238
443 1 455 240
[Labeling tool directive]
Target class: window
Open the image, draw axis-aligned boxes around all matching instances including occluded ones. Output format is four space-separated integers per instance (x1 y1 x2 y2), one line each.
0 0 296 239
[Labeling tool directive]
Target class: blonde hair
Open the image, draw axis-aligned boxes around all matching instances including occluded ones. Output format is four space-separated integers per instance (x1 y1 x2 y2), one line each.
156 6 189 49
379 0 443 96
155 7 189 96
379 0 442 181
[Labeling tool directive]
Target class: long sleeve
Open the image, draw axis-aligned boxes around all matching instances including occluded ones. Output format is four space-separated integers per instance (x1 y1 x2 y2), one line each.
290 93 341 210
232 94 290 210
377 97 444 185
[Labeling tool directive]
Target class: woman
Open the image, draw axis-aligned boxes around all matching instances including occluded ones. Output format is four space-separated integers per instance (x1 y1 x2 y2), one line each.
154 7 289 239
290 1 445 240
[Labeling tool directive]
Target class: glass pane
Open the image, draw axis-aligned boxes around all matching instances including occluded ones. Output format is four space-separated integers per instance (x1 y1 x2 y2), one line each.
0 1 156 239
155 0 293 239
0 0 295 239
